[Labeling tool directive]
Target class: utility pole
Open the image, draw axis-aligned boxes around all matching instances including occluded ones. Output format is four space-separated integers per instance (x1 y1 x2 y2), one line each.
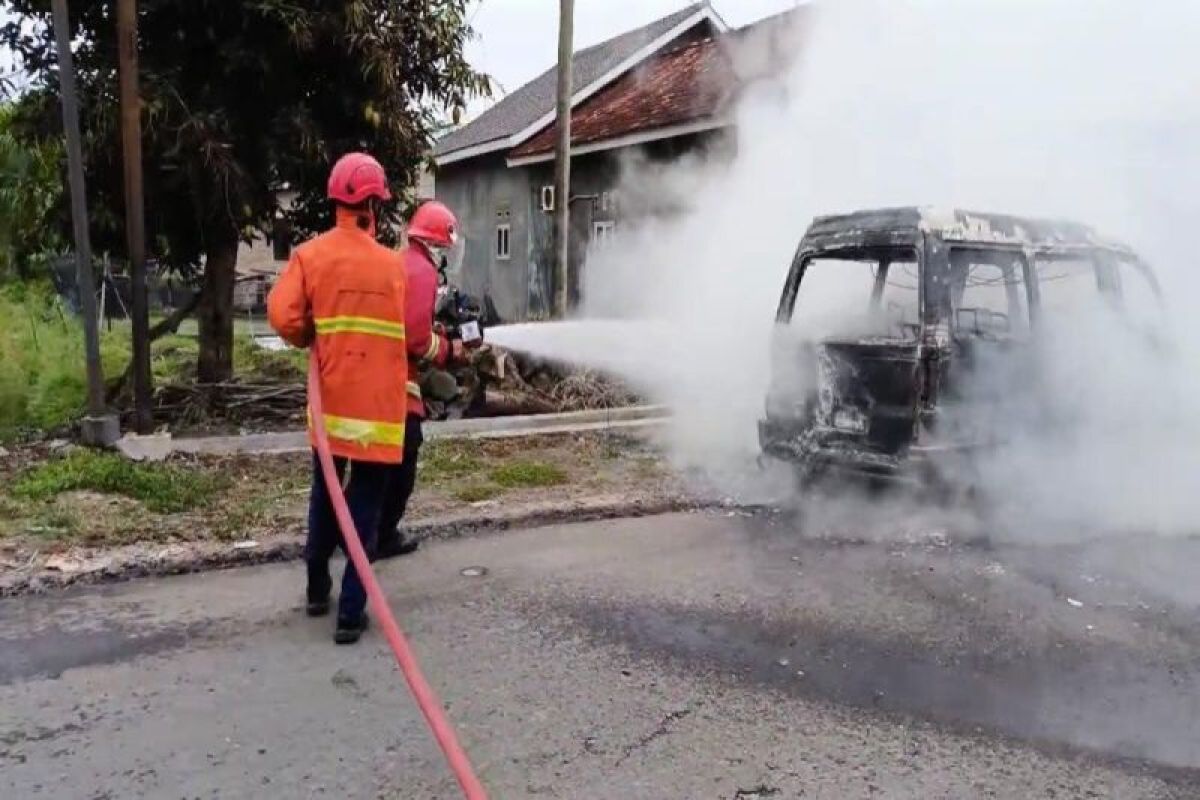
553 0 574 317
117 0 153 433
50 0 119 446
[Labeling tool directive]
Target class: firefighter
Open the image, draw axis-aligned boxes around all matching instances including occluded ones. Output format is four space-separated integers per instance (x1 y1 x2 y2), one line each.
267 152 407 645
377 201 469 558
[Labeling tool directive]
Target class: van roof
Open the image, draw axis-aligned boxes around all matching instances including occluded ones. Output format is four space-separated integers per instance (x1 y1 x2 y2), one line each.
802 206 1138 257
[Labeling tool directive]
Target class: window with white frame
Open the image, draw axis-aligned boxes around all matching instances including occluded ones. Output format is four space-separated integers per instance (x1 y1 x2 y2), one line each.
495 224 511 260
593 220 615 250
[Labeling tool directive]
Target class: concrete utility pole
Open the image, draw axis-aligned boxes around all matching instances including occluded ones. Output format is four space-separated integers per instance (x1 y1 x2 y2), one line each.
50 0 119 446
117 0 153 434
553 0 574 317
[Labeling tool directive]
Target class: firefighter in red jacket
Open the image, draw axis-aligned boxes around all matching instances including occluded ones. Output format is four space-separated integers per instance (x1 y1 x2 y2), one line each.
377 201 471 557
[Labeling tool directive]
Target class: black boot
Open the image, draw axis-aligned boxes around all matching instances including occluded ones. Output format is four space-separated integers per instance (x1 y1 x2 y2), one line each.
306 563 332 617
306 596 330 617
334 613 370 645
377 529 420 560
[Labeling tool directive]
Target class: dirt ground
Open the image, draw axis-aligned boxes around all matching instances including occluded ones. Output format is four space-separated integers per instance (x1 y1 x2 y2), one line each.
0 431 686 594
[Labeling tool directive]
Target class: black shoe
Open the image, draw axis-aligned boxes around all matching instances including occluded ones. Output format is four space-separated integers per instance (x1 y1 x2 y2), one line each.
334 613 370 645
306 595 330 617
377 533 420 560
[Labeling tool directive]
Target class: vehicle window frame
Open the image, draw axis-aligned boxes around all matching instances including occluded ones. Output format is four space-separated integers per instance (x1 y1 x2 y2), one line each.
778 245 923 326
946 246 1034 336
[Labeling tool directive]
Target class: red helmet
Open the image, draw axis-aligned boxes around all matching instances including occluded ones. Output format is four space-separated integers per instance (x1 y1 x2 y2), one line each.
407 201 458 248
326 152 391 205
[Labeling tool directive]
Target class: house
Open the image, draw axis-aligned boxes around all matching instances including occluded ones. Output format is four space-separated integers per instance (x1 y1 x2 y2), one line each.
232 188 299 312
231 163 437 314
434 2 802 321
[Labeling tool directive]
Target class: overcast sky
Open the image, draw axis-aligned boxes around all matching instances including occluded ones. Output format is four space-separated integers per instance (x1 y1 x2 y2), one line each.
2 1 801 106
465 0 802 116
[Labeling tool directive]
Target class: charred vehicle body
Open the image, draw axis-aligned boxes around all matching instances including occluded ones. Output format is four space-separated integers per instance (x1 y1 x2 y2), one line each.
759 207 1161 487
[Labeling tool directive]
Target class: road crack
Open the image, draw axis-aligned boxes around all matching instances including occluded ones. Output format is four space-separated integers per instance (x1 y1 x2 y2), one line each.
614 708 692 766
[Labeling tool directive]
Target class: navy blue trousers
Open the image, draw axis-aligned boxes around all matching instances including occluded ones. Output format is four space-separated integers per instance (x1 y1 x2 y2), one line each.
305 453 391 624
378 414 425 540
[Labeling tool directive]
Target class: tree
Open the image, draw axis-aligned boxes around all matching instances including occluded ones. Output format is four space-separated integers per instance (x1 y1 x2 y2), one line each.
0 101 64 281
2 1 488 381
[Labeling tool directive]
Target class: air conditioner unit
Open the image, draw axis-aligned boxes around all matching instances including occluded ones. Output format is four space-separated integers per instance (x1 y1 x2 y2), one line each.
540 185 555 212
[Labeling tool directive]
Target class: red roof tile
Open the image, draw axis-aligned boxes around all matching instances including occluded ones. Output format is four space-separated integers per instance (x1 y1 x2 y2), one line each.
509 36 736 159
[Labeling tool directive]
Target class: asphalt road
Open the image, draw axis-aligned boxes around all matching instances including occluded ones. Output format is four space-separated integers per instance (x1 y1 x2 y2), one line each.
2 512 1199 799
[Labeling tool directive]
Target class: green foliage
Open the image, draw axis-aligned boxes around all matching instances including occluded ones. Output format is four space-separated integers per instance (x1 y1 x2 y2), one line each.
26 505 83 539
2 1 489 265
0 102 64 282
13 450 224 512
421 440 484 482
233 333 305 382
490 461 570 489
3 0 488 380
0 282 89 436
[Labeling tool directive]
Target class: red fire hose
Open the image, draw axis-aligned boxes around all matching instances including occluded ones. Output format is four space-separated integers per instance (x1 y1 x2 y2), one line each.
307 357 488 800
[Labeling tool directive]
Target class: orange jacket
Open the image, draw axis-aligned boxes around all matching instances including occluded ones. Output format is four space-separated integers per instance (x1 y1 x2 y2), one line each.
267 209 409 463
402 244 450 417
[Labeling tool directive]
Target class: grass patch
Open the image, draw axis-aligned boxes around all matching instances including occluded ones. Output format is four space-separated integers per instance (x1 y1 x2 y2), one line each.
26 506 83 539
0 283 100 438
599 438 626 461
0 289 308 440
12 451 224 513
151 334 199 383
490 461 569 489
211 494 274 541
421 441 484 483
453 483 504 503
633 457 665 480
209 468 309 540
233 334 305 381
0 494 22 520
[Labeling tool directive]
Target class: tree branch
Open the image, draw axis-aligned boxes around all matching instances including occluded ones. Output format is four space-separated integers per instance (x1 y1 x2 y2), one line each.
106 286 204 403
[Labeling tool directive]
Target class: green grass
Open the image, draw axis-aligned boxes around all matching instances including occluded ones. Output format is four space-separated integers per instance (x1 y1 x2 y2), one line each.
0 493 23 520
0 289 310 439
421 441 484 482
0 283 102 438
209 471 308 540
12 450 225 513
210 494 273 540
233 333 305 381
453 483 504 503
26 506 83 539
490 461 569 489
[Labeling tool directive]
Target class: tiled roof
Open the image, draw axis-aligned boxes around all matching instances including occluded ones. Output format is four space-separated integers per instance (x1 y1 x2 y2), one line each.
508 37 732 158
507 8 805 160
434 4 709 159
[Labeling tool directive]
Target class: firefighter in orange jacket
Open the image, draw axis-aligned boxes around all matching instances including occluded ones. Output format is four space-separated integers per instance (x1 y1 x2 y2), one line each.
266 152 406 645
377 201 469 558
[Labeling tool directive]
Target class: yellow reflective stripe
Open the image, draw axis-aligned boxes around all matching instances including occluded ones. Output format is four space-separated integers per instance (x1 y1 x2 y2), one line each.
314 316 406 340
423 334 441 362
311 411 405 447
407 381 422 398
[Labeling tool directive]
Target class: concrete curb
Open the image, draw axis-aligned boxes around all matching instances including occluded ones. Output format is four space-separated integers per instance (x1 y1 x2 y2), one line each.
0 493 707 598
115 406 669 460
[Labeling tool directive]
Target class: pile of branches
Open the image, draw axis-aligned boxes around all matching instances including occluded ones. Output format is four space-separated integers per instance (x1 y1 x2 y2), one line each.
141 344 638 429
422 345 639 420
152 380 305 429
548 370 638 411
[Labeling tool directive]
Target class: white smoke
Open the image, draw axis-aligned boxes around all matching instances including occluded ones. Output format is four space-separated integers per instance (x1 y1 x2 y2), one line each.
495 0 1200 535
